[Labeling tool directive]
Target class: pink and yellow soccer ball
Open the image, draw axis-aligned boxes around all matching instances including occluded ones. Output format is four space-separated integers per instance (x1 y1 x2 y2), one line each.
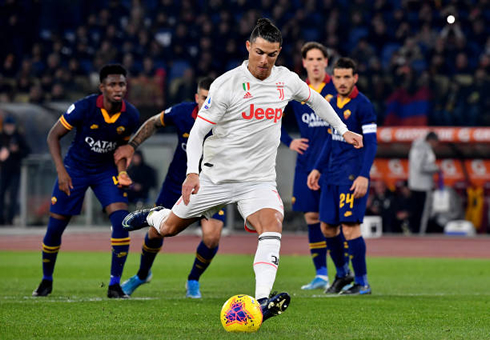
220 294 263 332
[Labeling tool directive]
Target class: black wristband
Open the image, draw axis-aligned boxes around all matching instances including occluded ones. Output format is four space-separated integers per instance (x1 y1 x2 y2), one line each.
128 140 138 150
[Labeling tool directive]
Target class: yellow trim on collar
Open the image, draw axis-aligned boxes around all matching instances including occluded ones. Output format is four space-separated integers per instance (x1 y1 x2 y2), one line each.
336 96 351 109
309 82 326 94
100 108 121 123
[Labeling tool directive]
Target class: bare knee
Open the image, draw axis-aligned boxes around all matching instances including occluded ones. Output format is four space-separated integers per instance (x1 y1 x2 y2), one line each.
159 223 180 237
248 208 283 235
341 223 361 240
148 227 163 240
50 212 71 221
201 219 223 248
159 214 198 237
105 202 128 216
304 212 320 225
321 222 340 238
202 233 220 248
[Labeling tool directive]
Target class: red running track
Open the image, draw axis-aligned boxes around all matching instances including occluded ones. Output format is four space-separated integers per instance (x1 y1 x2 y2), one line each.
0 228 489 258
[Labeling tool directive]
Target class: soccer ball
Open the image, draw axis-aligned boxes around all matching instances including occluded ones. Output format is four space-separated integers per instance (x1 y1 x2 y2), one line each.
220 294 263 332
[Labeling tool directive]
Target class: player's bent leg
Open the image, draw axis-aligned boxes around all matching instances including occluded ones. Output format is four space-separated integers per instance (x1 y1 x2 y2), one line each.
340 223 370 295
156 212 199 237
186 219 223 299
122 206 166 231
128 207 198 237
33 213 70 297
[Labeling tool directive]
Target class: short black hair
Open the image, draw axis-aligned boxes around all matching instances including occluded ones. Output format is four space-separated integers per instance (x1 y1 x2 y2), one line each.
197 77 214 92
249 18 282 46
426 131 439 142
99 64 127 83
301 42 329 59
333 57 358 74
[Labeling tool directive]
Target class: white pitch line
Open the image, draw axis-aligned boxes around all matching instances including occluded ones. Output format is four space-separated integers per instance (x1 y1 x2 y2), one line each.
310 292 490 298
1 296 159 303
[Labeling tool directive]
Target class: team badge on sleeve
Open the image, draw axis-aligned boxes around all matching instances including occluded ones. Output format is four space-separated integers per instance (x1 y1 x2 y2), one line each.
203 97 212 110
66 104 75 114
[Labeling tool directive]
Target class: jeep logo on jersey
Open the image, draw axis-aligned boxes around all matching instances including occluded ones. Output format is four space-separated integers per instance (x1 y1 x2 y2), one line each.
301 112 329 127
241 104 283 123
85 137 118 153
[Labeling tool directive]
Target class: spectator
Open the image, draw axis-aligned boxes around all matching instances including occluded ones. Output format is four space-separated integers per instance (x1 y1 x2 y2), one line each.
0 0 489 128
0 115 30 225
28 84 44 104
391 181 412 234
127 150 157 208
366 181 395 233
384 65 431 126
408 131 439 234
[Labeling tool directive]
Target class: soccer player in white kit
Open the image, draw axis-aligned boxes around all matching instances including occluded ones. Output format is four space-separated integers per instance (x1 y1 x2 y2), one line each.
123 18 363 322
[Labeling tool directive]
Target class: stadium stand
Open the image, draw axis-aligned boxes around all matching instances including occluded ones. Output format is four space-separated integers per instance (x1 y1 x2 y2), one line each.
0 0 489 125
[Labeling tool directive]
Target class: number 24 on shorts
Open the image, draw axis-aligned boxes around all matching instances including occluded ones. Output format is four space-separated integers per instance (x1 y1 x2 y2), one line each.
339 193 354 209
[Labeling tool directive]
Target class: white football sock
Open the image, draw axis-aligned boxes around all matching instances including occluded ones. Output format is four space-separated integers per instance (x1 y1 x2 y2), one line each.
146 208 171 235
253 231 281 300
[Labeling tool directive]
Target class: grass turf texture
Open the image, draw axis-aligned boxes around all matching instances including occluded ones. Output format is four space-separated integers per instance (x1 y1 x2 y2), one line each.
1 251 489 339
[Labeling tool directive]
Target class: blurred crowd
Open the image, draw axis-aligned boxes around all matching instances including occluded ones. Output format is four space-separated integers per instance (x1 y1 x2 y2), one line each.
1 0 490 125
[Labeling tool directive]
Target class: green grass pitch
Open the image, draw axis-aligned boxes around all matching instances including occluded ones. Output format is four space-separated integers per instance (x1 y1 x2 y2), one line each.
1 251 489 339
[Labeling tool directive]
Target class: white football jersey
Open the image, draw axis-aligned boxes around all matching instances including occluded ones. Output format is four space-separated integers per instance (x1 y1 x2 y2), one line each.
196 61 340 184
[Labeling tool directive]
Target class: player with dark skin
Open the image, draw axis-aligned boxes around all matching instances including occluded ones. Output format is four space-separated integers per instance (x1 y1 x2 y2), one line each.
48 74 133 208
33 64 139 298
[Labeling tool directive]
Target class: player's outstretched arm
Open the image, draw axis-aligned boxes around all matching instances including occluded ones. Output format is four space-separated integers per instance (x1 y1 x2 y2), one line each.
114 113 163 167
305 90 348 136
343 131 363 149
47 121 73 196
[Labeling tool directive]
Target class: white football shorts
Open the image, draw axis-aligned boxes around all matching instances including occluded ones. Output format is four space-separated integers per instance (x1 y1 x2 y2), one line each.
171 174 284 231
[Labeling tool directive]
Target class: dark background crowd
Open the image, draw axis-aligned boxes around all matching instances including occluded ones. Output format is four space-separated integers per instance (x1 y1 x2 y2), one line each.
1 0 490 126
